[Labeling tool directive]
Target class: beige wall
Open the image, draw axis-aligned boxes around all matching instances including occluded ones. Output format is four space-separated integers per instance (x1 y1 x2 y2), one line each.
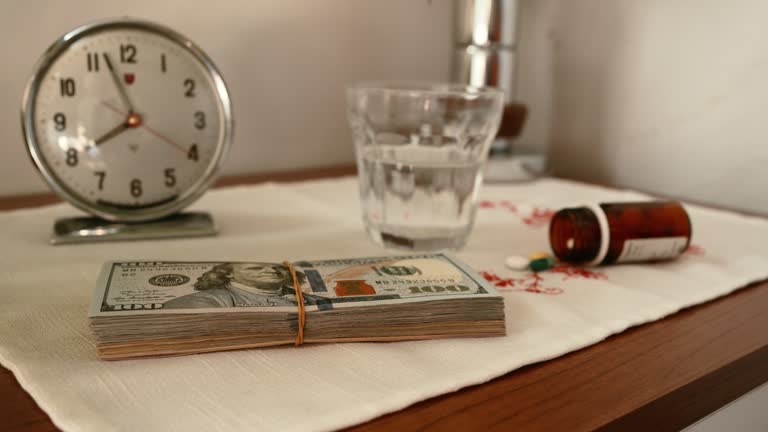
1 0 453 196
547 0 768 214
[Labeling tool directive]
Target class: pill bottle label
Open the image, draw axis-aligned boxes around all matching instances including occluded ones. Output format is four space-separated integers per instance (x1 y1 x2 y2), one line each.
616 237 689 263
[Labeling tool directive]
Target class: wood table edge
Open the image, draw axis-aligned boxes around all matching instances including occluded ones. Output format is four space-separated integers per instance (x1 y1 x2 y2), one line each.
599 341 768 431
343 279 768 431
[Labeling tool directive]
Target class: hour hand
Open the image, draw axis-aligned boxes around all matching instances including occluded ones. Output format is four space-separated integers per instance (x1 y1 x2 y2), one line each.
93 122 129 146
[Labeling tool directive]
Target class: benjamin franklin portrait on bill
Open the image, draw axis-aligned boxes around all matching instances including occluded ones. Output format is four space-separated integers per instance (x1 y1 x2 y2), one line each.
162 262 323 309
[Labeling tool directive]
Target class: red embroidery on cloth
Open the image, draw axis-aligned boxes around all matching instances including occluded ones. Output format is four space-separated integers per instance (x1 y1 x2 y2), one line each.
480 271 563 295
481 265 607 295
548 264 607 280
478 200 554 227
684 244 705 256
521 208 555 228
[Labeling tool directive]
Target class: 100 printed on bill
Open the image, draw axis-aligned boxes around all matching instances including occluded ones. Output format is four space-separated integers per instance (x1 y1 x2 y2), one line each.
90 254 502 316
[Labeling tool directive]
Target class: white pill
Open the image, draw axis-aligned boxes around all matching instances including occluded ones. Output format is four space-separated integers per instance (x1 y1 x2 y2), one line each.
505 255 530 270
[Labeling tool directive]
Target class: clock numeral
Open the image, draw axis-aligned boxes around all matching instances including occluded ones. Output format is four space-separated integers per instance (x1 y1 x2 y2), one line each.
184 79 195 97
120 44 137 64
130 179 143 198
161 53 167 73
194 111 205 130
60 78 76 97
164 168 176 187
65 148 78 167
53 113 66 131
86 52 100 72
187 144 199 161
94 171 106 190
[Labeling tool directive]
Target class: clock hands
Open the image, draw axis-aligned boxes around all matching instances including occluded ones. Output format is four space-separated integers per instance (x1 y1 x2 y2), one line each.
103 53 135 113
100 101 186 154
93 109 142 146
93 122 128 146
139 119 188 154
94 53 139 147
99 52 185 154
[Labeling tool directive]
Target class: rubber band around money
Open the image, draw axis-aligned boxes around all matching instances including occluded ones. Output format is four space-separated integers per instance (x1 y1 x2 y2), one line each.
283 261 305 346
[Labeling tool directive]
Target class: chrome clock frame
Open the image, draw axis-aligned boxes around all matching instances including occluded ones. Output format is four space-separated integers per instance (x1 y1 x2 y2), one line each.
21 18 233 223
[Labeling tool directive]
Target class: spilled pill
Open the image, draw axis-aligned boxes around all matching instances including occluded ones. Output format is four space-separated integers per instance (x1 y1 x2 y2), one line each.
504 255 530 270
529 256 556 272
528 251 550 260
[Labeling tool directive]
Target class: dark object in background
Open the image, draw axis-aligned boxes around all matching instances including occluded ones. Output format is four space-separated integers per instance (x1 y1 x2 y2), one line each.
496 102 528 139
550 201 692 266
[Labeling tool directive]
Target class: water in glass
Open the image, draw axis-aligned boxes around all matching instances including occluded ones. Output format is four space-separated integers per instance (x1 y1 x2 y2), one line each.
348 83 503 251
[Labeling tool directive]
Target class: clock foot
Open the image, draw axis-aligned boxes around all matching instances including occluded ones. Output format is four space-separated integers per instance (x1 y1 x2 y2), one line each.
50 212 217 245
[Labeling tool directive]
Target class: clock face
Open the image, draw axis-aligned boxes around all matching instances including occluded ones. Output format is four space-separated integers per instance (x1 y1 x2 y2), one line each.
24 20 231 221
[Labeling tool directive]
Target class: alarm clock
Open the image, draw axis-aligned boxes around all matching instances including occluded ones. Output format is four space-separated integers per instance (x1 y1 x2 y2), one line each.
21 18 233 242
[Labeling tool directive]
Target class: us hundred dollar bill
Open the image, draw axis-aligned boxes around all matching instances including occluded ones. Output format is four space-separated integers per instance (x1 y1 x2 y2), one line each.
89 254 500 316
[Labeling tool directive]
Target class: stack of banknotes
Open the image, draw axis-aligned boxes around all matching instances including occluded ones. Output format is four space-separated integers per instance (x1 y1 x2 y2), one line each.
89 254 506 360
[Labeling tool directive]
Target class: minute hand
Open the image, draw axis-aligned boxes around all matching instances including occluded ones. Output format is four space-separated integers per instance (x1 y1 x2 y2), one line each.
103 53 135 113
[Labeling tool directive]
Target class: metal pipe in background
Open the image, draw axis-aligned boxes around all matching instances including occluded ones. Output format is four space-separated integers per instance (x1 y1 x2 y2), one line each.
454 0 547 181
454 0 518 102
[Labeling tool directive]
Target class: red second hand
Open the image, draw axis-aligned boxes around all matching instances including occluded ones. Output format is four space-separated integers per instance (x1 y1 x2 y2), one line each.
140 122 188 154
100 101 187 154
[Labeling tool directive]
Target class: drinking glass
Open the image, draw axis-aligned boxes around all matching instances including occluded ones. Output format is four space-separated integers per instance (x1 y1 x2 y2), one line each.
346 82 504 251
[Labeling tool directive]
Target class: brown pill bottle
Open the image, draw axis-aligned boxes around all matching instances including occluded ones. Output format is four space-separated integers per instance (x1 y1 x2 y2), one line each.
549 201 692 265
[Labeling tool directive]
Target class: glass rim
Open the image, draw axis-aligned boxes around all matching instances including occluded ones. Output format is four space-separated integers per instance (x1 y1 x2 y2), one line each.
347 81 504 98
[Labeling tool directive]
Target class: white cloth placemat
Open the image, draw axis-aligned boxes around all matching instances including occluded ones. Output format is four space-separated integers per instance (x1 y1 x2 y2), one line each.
1 177 767 432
